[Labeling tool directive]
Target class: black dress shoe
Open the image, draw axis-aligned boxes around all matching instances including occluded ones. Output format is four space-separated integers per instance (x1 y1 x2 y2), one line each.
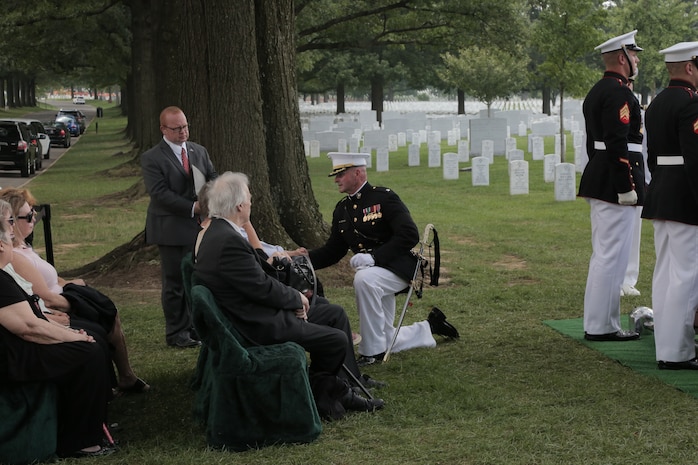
658 358 698 370
357 353 384 367
360 374 387 389
167 333 202 348
428 307 460 339
341 389 385 412
583 330 639 342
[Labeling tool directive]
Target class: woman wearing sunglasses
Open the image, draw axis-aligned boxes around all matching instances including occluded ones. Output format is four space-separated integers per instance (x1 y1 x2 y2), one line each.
0 187 149 396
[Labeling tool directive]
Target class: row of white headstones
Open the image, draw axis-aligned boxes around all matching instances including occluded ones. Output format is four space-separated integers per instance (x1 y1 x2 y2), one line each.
305 128 585 202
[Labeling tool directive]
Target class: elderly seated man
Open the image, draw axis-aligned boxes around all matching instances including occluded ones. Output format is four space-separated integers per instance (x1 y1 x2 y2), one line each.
193 172 384 419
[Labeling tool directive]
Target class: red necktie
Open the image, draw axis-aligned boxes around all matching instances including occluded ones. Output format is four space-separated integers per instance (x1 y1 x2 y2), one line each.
181 146 190 175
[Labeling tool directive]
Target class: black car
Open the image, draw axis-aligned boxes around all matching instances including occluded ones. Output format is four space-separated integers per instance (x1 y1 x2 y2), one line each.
57 109 86 134
44 121 71 148
0 120 38 177
55 115 80 137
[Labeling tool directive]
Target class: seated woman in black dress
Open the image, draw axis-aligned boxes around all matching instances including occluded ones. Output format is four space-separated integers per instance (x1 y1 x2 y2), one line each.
0 206 115 457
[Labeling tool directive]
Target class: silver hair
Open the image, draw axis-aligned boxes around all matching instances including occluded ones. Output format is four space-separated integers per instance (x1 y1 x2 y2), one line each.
208 171 250 218
0 199 11 244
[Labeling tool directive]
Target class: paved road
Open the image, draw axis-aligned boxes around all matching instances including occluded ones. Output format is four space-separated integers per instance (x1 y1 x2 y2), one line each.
0 100 97 188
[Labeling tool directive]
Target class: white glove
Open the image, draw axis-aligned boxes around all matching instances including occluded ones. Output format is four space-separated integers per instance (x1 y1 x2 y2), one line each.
618 190 638 206
350 253 375 270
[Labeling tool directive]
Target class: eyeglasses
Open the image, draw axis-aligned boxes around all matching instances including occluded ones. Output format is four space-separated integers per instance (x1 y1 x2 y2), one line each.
164 124 189 133
16 210 35 222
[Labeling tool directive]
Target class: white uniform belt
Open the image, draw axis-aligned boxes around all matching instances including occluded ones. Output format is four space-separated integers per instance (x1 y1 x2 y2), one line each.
656 156 684 166
593 141 643 152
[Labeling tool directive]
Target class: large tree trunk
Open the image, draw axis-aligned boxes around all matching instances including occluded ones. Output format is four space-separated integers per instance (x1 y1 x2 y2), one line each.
457 89 465 115
336 82 346 115
542 84 551 116
558 86 565 163
255 0 329 248
371 75 384 125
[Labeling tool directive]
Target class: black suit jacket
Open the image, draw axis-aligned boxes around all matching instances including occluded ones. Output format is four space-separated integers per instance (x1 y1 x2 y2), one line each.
141 139 217 246
578 71 645 205
642 79 698 225
193 218 306 346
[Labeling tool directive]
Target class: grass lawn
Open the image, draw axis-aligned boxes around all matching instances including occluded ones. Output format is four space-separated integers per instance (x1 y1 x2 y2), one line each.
18 106 698 465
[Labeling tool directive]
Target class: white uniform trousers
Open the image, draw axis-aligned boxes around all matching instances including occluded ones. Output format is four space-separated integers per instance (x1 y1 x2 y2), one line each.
583 200 637 334
651 220 698 362
353 266 436 356
623 206 643 289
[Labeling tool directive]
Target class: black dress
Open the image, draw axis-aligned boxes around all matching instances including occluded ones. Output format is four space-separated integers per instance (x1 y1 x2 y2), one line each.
0 269 110 456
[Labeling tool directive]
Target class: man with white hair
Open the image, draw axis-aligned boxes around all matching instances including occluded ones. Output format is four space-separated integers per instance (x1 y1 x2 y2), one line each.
193 172 384 417
642 41 698 369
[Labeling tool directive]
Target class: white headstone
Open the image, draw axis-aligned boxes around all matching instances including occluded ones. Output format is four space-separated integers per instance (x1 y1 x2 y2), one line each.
573 130 583 148
544 154 561 183
310 140 320 158
443 152 459 180
412 132 422 146
428 144 441 168
388 134 398 152
554 134 561 156
482 140 494 164
505 137 517 159
376 148 389 172
472 157 490 186
509 160 529 195
555 163 577 201
338 138 347 153
349 135 360 153
398 132 407 147
360 146 372 169
419 130 427 145
304 140 310 157
531 136 544 161
575 145 587 173
518 121 527 137
408 144 420 166
458 140 470 163
428 131 441 146
447 130 457 146
507 149 525 174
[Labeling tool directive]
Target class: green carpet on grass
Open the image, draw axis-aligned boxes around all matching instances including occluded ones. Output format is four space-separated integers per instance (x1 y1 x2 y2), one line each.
544 318 698 397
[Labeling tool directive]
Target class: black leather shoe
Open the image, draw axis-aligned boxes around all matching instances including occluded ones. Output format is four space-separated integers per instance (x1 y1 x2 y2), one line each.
658 358 698 370
167 332 202 348
360 374 387 389
428 307 460 339
357 353 384 367
584 330 639 342
341 389 384 412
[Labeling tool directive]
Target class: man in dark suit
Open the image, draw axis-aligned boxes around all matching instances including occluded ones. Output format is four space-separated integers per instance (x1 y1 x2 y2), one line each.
308 153 459 367
193 172 383 417
141 106 217 348
577 31 644 342
642 41 698 370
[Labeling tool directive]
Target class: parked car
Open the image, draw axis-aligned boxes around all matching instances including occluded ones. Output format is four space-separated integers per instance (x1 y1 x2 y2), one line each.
55 115 80 137
44 121 71 148
0 120 37 177
57 109 86 134
73 96 85 104
13 118 50 160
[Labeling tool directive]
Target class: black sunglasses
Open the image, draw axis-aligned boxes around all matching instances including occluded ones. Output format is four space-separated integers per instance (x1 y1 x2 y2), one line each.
16 210 35 222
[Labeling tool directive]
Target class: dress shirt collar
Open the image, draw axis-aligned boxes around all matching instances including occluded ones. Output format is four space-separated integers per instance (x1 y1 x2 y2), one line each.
163 136 186 159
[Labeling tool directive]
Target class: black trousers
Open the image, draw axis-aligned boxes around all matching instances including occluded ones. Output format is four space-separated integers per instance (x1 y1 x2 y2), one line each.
306 298 360 378
159 244 194 342
11 339 110 455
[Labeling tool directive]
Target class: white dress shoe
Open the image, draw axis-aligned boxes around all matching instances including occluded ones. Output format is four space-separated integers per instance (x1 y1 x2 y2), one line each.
621 285 641 297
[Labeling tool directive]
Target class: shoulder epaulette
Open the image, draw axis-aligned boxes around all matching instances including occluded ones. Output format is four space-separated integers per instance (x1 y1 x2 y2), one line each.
372 186 392 193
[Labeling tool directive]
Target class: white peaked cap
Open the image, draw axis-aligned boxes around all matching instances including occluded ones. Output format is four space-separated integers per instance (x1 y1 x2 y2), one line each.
659 41 698 62
327 152 370 176
595 30 643 54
